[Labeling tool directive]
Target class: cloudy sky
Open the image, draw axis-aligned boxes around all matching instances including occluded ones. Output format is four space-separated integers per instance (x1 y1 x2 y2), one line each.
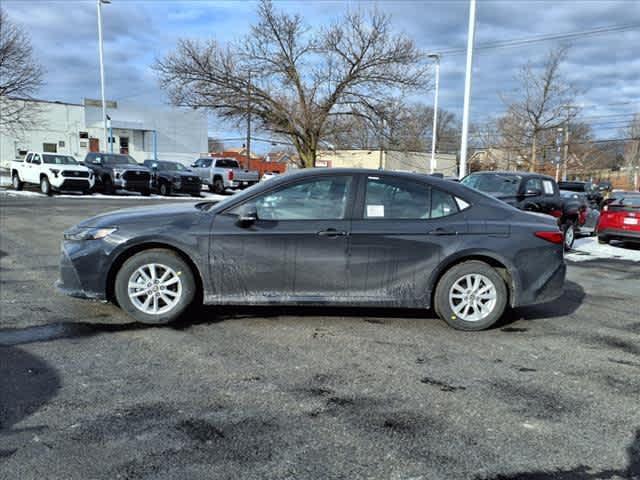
4 0 639 148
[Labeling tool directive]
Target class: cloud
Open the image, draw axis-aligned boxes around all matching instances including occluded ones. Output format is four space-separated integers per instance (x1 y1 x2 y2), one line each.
2 0 638 142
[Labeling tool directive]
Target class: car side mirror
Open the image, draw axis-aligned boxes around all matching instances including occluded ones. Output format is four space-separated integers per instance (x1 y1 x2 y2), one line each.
236 203 258 227
524 188 542 197
191 163 197 168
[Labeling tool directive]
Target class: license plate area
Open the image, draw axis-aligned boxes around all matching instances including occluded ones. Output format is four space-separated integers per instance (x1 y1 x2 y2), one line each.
623 217 638 225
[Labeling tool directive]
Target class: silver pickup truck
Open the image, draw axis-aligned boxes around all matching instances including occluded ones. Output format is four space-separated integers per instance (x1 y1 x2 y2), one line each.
191 157 260 194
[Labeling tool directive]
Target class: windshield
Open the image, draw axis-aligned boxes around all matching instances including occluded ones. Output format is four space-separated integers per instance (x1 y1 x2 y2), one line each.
149 161 189 171
610 195 640 208
461 173 521 196
43 154 78 165
106 154 138 165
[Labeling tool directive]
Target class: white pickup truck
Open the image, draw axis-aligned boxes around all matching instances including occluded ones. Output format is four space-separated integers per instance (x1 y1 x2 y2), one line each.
190 157 260 194
11 151 95 195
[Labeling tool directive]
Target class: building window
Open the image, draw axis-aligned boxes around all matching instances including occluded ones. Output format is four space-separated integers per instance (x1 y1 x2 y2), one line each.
43 143 57 153
58 140 65 148
79 131 89 139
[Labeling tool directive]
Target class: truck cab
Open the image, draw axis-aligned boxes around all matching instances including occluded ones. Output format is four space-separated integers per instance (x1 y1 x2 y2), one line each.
11 151 95 195
191 157 259 194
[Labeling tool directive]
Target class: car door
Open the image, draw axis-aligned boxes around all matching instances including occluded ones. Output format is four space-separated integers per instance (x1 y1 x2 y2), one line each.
22 153 34 183
521 177 545 212
192 158 211 183
348 174 468 307
28 154 42 183
209 174 354 303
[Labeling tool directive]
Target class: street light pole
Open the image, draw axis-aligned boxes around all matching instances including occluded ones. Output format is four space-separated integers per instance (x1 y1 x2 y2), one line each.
246 69 252 169
96 0 110 153
459 0 476 179
428 53 441 174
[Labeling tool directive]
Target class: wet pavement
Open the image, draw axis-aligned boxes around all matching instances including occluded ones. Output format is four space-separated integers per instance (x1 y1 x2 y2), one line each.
1 195 639 479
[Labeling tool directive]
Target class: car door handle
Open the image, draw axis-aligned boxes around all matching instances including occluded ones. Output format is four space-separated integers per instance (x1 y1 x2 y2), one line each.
427 227 457 236
317 229 347 237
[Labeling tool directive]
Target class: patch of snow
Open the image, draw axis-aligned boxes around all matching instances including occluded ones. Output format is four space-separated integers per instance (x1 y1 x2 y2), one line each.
0 175 10 187
566 236 640 262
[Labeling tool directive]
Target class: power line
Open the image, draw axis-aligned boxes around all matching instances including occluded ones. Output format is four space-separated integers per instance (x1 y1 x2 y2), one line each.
436 23 640 56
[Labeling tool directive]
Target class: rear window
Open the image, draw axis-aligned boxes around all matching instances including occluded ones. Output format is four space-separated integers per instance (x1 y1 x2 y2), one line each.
461 173 521 196
609 195 640 209
215 159 240 169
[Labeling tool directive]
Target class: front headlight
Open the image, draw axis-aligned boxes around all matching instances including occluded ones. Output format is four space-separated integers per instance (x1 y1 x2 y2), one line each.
64 227 118 241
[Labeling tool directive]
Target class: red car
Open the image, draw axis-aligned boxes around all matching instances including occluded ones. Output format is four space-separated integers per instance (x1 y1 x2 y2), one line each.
597 192 640 245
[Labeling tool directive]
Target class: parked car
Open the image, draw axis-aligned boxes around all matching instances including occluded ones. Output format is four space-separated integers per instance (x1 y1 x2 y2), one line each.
57 168 565 331
596 192 640 245
190 157 260 193
142 160 202 197
84 153 152 195
558 180 603 207
11 151 94 195
559 190 599 248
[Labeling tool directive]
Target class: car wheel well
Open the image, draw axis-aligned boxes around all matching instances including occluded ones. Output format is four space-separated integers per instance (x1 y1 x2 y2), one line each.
431 255 513 308
106 243 203 305
40 173 48 180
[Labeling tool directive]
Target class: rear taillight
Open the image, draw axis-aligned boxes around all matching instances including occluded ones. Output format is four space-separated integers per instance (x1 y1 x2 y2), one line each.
228 170 234 181
535 231 564 244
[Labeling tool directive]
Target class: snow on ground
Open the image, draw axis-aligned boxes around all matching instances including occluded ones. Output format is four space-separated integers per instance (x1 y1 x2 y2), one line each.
0 187 230 202
566 236 640 262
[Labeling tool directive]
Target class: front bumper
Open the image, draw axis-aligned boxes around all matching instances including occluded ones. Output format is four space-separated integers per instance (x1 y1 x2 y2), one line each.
56 241 109 300
114 178 151 192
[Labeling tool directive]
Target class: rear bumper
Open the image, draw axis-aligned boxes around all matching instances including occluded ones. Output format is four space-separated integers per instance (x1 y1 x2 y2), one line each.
598 228 640 243
515 261 566 307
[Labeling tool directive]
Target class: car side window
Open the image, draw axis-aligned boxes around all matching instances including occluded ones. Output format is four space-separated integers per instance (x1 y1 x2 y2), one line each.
542 180 555 196
25 153 33 163
32 154 41 165
430 188 460 218
234 176 353 220
364 176 430 219
526 178 543 193
204 159 212 167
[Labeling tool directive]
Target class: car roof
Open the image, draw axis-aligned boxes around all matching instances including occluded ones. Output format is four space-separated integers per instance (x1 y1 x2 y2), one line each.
468 170 555 180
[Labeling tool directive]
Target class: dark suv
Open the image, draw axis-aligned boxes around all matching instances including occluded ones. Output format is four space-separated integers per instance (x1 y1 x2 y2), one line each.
462 171 578 249
84 153 152 195
558 181 602 207
142 160 202 197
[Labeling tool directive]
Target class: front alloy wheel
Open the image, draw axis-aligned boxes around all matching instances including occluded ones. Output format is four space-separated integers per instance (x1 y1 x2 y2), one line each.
40 176 52 196
114 249 197 324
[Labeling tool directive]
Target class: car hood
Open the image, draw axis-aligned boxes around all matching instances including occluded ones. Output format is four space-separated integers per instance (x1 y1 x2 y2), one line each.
161 171 199 179
113 164 150 172
47 165 90 172
76 203 204 228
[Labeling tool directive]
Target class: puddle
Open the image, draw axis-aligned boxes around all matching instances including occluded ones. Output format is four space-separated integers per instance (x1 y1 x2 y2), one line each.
0 322 143 347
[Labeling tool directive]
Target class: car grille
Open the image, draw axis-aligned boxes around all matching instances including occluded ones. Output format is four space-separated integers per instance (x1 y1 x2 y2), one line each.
182 176 200 185
123 171 150 182
60 179 90 189
62 171 90 178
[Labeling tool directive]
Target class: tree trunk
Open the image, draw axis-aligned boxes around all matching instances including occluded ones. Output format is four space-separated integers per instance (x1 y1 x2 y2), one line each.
529 133 537 172
297 144 317 168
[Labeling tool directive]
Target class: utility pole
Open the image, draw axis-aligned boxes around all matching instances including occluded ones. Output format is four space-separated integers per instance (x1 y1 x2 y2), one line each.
555 127 563 182
561 105 578 182
459 0 477 179
428 53 441 174
246 70 252 169
96 0 110 153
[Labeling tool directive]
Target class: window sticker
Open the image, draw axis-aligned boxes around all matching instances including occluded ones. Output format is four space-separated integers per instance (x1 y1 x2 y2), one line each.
367 205 385 217
543 180 554 195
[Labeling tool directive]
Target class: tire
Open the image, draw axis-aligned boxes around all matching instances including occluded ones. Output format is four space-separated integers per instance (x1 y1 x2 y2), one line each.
213 177 224 194
159 182 171 196
598 236 608 245
103 176 115 195
114 249 197 324
434 261 508 331
562 222 576 251
40 176 52 196
12 172 24 191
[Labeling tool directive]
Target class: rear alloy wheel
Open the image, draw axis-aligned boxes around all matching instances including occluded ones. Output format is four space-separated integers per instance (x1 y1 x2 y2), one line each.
40 176 52 196
12 173 24 190
114 249 196 324
562 222 576 251
434 261 507 331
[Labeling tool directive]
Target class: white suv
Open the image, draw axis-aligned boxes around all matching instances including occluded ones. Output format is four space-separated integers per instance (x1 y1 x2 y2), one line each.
11 151 95 195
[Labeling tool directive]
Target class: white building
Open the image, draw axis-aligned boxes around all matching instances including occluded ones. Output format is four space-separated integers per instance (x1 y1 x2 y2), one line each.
0 98 208 168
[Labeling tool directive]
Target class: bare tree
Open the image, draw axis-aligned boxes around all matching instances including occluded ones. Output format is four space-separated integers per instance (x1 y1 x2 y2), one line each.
154 0 428 167
624 113 640 189
498 46 577 171
0 8 44 135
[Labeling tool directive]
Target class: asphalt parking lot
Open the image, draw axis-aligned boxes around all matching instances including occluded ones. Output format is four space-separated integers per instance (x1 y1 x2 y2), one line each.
1 193 639 480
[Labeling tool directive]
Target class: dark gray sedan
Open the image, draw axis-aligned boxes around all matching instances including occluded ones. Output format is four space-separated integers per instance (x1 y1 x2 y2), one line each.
57 169 566 330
